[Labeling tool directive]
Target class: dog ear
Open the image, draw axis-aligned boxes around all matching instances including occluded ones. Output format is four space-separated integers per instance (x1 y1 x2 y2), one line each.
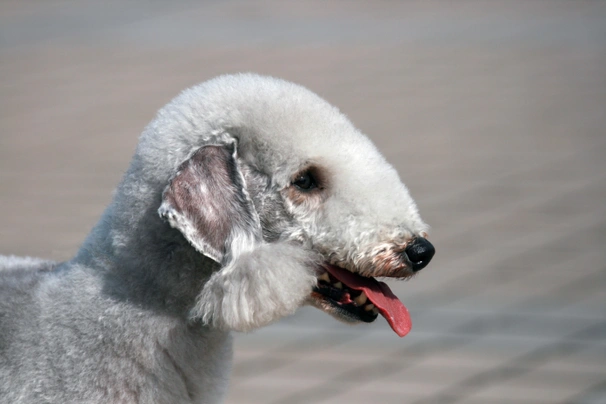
158 141 262 264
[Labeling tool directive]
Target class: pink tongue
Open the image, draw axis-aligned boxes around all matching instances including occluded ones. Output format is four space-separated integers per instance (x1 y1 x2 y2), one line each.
324 265 412 337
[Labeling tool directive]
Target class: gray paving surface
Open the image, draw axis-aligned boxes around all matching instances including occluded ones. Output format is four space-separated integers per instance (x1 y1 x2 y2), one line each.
1 1 605 403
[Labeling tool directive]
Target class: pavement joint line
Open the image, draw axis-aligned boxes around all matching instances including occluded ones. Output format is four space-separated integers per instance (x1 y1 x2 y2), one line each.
409 251 605 311
267 335 472 404
422 192 606 257
561 379 606 404
414 263 606 335
408 321 606 404
232 331 363 378
490 266 606 319
429 199 606 271
421 149 606 210
431 172 606 244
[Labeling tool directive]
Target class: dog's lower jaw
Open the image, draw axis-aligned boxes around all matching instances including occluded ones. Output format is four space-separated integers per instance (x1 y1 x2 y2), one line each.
306 293 379 325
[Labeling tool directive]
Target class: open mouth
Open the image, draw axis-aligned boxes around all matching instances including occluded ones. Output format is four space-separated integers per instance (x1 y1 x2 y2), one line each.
311 264 412 337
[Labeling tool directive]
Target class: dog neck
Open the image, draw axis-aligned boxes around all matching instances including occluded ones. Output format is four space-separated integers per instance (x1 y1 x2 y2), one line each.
73 184 218 320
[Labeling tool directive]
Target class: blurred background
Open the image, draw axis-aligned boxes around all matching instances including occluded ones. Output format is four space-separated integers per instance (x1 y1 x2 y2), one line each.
1 1 605 403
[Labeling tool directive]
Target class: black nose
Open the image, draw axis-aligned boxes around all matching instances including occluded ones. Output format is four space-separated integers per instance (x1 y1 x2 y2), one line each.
405 238 435 272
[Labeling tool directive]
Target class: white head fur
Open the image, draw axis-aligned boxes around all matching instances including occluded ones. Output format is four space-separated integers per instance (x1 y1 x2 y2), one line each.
84 73 428 331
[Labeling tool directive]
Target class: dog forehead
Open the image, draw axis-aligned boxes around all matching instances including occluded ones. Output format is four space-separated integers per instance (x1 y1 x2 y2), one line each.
193 75 421 215
206 76 387 178
238 119 383 181
221 90 422 232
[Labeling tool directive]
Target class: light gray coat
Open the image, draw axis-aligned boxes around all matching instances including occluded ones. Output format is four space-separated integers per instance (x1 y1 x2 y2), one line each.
0 74 431 403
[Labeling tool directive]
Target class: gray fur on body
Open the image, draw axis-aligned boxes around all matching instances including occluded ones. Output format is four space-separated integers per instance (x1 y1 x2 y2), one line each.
0 74 429 403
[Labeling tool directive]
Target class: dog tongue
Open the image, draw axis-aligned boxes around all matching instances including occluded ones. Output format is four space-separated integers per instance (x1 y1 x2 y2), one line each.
324 265 412 337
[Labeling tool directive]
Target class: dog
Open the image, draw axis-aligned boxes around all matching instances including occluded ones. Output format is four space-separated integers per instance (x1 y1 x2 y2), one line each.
0 73 434 403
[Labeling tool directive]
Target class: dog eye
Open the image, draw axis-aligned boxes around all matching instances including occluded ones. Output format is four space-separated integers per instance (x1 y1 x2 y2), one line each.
293 171 317 191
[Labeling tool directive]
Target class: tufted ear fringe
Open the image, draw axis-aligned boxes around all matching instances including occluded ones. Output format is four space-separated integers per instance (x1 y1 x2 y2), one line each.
190 242 319 332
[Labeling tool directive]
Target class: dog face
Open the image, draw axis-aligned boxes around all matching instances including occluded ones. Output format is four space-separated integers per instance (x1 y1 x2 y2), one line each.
154 74 434 335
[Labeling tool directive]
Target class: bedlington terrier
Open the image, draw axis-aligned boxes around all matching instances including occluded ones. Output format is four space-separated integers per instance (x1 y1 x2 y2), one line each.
0 73 434 403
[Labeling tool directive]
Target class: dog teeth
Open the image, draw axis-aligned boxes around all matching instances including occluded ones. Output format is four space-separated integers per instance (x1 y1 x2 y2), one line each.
318 272 330 282
364 303 375 311
354 293 367 306
371 307 379 315
333 282 343 289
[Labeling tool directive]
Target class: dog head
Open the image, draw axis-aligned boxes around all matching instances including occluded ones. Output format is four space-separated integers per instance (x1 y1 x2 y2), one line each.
148 74 433 335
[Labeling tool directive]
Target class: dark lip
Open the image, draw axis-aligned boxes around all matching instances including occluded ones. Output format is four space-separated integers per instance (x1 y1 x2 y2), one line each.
312 283 378 323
